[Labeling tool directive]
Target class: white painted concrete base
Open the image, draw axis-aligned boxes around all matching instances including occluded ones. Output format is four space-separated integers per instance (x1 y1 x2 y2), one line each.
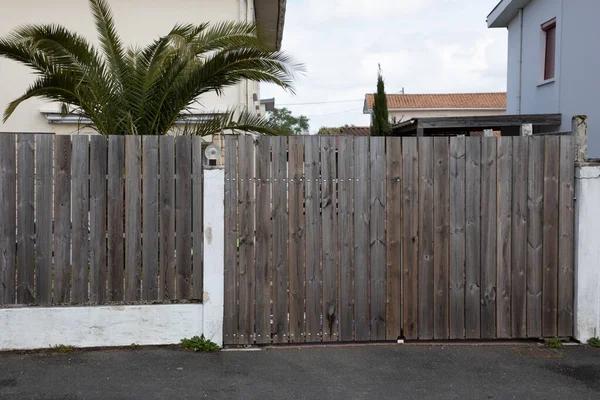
575 166 600 342
0 168 226 351
0 304 203 350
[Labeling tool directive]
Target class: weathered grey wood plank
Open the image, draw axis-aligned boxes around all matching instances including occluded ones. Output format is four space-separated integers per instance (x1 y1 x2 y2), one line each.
418 137 434 340
496 137 513 338
35 135 53 304
107 136 125 301
175 136 192 300
481 137 498 339
402 138 419 340
255 136 271 344
370 137 386 341
543 136 559 337
53 135 72 304
223 136 238 345
465 137 481 339
527 136 544 338
125 136 142 302
511 137 528 338
238 135 255 344
89 135 107 303
272 136 289 343
433 138 450 339
354 137 370 341
449 137 466 339
159 136 175 301
321 136 338 342
305 136 322 342
71 136 89 303
0 134 16 305
142 136 159 300
192 136 204 301
386 138 402 341
17 135 35 304
338 136 354 341
558 136 575 337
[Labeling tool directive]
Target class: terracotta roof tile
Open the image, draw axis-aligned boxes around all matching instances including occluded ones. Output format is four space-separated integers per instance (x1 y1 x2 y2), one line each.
365 92 506 110
339 126 371 136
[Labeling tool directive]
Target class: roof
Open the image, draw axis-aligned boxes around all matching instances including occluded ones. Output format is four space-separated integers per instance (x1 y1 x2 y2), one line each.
339 126 371 136
254 0 287 50
364 92 507 113
487 0 531 28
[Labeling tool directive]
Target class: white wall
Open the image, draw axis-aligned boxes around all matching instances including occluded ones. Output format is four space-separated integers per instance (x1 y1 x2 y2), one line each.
505 0 600 155
389 109 505 123
0 0 259 134
575 166 600 342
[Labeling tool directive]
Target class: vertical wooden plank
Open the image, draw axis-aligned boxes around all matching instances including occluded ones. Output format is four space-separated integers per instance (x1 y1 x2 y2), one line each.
418 137 434 340
159 136 175 300
0 134 16 305
558 136 575 337
370 137 386 341
481 137 498 339
107 136 124 301
497 137 513 338
402 138 419 340
465 137 481 339
35 135 53 304
89 136 107 303
17 135 35 304
449 137 466 339
354 137 370 341
543 136 559 337
238 135 255 344
511 137 528 338
142 136 159 300
255 136 271 344
272 136 289 343
321 136 338 342
71 136 89 303
53 135 72 304
224 136 238 345
176 136 192 300
192 136 204 301
338 136 354 341
527 136 544 338
125 136 142 301
386 138 402 340
433 138 450 339
288 136 305 343
305 136 321 342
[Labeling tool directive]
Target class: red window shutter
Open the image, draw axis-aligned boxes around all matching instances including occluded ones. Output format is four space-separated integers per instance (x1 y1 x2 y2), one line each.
544 24 556 80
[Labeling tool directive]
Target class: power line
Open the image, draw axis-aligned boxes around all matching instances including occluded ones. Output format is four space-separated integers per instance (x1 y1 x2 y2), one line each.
279 99 364 106
306 108 363 117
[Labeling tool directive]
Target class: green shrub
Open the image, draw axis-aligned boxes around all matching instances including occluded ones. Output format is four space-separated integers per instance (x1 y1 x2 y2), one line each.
180 335 220 352
545 338 563 349
587 337 600 348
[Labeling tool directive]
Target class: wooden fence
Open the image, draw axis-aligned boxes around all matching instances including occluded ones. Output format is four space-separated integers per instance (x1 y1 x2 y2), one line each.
0 134 203 306
223 135 576 344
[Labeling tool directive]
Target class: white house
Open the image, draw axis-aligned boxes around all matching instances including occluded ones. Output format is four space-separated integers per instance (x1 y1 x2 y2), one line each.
0 0 285 135
487 0 600 157
363 92 506 125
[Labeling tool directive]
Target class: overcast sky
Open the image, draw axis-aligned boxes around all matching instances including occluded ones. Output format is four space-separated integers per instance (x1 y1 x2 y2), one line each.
261 0 508 133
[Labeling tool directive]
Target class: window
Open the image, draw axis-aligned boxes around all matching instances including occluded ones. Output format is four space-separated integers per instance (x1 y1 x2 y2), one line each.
542 19 556 80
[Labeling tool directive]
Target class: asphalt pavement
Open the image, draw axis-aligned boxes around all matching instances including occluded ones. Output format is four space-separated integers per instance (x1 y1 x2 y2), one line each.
1 343 599 399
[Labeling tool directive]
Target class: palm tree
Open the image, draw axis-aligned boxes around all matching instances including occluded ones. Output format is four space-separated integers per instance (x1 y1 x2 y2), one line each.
0 0 302 136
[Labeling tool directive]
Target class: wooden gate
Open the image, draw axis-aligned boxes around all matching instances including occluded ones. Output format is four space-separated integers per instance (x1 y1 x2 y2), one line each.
223 135 575 345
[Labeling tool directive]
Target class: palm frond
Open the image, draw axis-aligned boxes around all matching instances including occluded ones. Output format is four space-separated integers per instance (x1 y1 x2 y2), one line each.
183 109 288 137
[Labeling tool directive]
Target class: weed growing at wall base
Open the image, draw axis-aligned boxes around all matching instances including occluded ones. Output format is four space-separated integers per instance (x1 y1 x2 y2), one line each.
180 335 220 352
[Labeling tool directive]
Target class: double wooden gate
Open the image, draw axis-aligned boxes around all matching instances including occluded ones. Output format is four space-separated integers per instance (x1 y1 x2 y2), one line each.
223 135 575 345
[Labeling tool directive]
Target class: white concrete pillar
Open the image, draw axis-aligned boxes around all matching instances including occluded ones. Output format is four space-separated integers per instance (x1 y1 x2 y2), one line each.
202 168 225 346
575 165 600 342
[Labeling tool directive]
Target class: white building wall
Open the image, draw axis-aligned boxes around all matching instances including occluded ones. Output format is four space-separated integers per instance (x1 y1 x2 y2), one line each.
0 0 259 134
388 108 505 124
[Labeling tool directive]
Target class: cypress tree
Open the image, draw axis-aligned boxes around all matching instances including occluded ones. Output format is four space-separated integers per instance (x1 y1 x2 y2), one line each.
371 64 392 136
